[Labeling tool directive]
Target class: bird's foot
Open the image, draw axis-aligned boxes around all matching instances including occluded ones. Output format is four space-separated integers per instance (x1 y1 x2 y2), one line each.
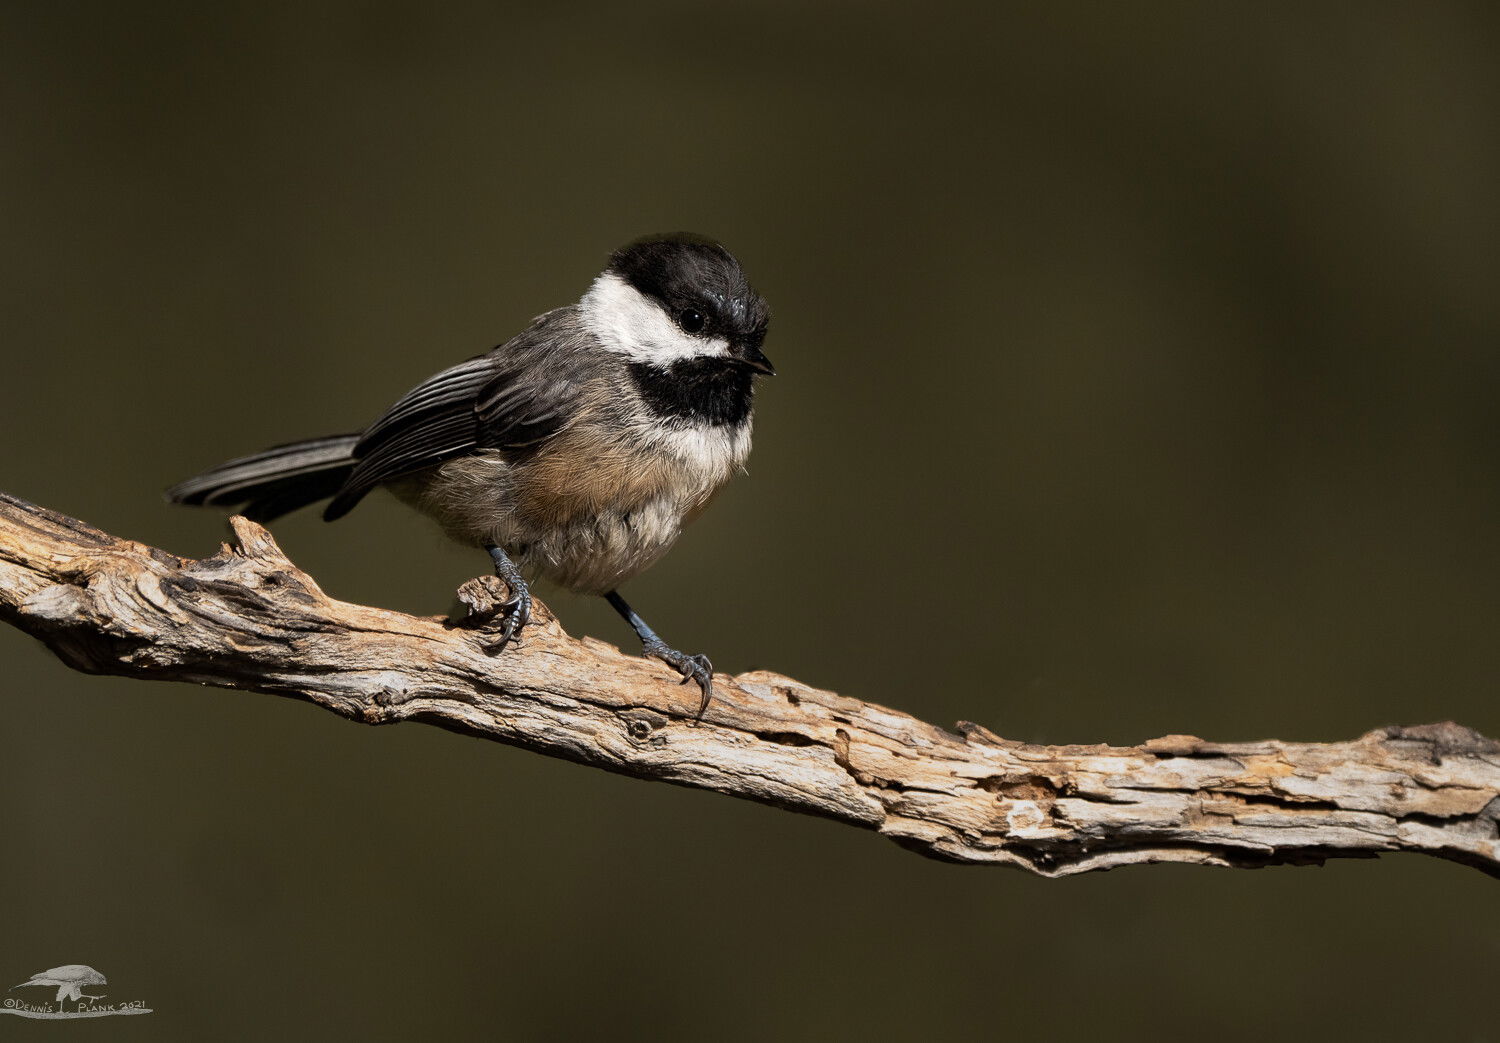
484 544 533 653
642 639 714 719
490 588 531 653
455 574 533 654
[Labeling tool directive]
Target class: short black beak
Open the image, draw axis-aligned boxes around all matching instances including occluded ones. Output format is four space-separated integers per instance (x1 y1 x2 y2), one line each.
734 344 776 376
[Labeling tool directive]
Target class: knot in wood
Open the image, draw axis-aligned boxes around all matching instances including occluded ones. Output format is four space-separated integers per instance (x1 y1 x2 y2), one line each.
625 711 667 745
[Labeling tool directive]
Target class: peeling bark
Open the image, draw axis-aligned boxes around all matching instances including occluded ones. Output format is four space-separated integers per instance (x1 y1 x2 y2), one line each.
1 491 1496 878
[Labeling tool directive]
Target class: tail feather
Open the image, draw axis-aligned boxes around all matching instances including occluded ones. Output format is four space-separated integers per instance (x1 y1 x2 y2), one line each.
166 434 360 523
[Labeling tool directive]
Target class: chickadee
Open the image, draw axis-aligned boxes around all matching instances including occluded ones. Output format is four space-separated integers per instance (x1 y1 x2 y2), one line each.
167 234 773 716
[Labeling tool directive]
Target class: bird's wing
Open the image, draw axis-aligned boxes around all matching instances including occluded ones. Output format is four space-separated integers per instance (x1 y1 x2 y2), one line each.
12 976 60 988
472 352 591 452
322 308 592 521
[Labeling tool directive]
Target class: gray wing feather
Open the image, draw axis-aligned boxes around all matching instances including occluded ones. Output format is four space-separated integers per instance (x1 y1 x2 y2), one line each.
352 354 497 450
322 307 595 521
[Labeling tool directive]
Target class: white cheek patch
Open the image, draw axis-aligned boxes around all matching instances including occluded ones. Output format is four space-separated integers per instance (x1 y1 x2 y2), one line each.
579 272 730 364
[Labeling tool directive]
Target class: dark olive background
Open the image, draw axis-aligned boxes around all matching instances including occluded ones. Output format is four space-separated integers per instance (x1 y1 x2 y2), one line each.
3 3 1498 1040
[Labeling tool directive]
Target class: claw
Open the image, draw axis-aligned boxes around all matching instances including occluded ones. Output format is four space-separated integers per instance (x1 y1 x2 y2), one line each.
499 594 531 640
478 545 534 655
642 640 713 719
687 658 714 720
486 591 532 654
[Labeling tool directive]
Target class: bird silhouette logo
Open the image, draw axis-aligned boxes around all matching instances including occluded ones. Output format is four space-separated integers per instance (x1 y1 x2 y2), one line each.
3 964 151 1019
10 965 107 1008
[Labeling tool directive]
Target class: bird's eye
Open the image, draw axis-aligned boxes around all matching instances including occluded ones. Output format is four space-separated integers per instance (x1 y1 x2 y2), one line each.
678 308 705 333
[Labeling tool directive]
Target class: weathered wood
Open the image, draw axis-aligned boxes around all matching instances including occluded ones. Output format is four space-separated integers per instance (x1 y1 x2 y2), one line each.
1 490 1496 877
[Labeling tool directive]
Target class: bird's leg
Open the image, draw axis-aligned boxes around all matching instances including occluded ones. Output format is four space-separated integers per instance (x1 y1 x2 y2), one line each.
483 544 532 652
604 590 714 719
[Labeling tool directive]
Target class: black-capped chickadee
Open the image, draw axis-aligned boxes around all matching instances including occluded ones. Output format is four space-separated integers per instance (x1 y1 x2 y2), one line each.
167 235 774 716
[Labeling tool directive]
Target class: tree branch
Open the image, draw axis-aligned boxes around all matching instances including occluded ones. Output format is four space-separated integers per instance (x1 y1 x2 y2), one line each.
1 491 1496 878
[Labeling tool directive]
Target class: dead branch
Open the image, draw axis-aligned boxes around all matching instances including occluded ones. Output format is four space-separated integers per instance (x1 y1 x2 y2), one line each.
0 490 1496 877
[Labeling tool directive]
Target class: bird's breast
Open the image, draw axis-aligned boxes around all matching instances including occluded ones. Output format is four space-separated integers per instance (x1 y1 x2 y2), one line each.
509 418 751 591
519 417 750 524
397 417 751 593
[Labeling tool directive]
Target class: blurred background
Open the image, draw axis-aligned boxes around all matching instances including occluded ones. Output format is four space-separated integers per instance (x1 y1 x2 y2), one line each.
2 2 1497 1039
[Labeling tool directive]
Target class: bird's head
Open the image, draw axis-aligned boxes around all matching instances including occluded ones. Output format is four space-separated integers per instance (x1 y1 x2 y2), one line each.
580 234 773 375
